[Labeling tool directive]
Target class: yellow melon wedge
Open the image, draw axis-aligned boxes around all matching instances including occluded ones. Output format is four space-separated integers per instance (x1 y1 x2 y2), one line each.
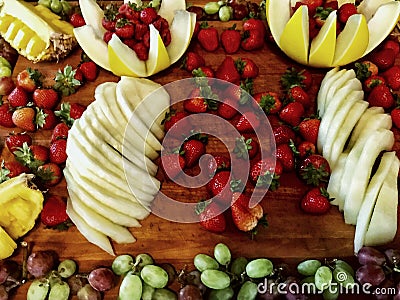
108 34 147 77
363 1 400 57
266 0 291 48
332 13 368 67
309 11 337 68
280 5 309 65
146 24 171 76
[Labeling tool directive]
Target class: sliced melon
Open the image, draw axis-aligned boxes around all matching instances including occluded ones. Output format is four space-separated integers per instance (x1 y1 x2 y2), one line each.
78 0 106 37
266 0 292 48
146 24 171 75
357 0 394 21
158 0 186 25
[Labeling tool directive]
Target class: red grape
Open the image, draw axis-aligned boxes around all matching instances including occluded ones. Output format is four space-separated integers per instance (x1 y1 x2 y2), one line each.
27 251 57 278
88 267 115 292
356 264 385 286
357 247 386 266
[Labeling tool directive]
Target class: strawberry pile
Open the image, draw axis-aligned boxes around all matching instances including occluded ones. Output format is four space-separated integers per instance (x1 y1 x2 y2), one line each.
101 3 171 61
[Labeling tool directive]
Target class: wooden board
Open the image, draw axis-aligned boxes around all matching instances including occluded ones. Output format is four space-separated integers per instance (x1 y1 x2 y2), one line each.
1 3 400 298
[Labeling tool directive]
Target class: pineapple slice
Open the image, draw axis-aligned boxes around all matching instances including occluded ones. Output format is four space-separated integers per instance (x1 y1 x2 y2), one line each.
0 0 76 62
0 226 16 260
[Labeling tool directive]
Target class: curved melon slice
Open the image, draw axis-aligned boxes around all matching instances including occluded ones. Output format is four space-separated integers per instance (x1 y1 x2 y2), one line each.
158 0 186 25
357 0 394 21
78 0 106 37
267 0 291 48
280 5 309 65
146 24 171 76
317 67 340 115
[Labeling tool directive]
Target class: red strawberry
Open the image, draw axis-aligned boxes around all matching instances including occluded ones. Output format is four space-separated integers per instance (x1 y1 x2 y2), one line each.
70 13 86 28
235 112 260 133
298 118 320 145
273 124 296 145
391 108 400 129
235 58 259 79
356 61 378 82
140 7 158 24
367 85 395 109
382 39 400 56
203 155 231 177
33 88 59 110
287 86 311 108
51 123 69 143
231 192 264 233
215 56 241 85
192 66 215 81
207 170 234 205
29 145 49 163
293 0 323 15
242 18 266 35
8 87 29 108
281 67 313 91
279 102 305 127
337 3 357 24
133 42 149 61
253 92 282 114
6 132 32 153
49 139 68 165
197 22 219 52
12 107 36 131
363 75 385 92
217 97 239 119
195 200 226 233
297 141 316 158
16 68 42 93
183 52 205 72
14 142 47 169
301 187 331 214
119 3 140 20
39 109 58 130
41 195 69 227
161 153 186 179
184 89 210 113
298 154 331 186
79 61 98 82
74 68 84 83
162 110 191 134
221 24 241 54
3 161 30 178
182 139 206 168
241 29 264 51
275 143 295 172
115 19 135 39
37 162 63 186
369 49 396 71
233 136 259 160
382 66 400 91
0 103 15 128
249 158 282 190
70 103 86 120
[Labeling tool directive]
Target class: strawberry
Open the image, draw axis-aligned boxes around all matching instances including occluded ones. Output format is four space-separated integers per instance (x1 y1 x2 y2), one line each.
253 92 282 114
133 42 149 61
55 102 85 126
33 88 59 109
241 29 264 51
273 124 296 145
249 158 282 190
242 17 266 35
235 58 259 79
298 118 320 145
275 143 295 172
220 24 241 54
233 136 259 160
184 89 212 113
53 65 82 97
192 66 215 81
324 1 338 11
382 66 400 91
195 200 226 233
74 68 84 83
16 68 42 92
215 56 241 85
363 75 385 92
70 13 86 28
140 7 158 24
49 139 68 165
203 155 231 177
41 195 69 227
279 102 305 127
13 142 46 170
115 19 135 39
367 85 395 109
197 22 219 52
355 61 378 81
207 170 236 205
281 67 313 91
0 103 15 128
29 145 50 163
337 3 357 24
182 52 205 72
12 107 36 131
8 87 29 108
161 153 186 179
5 132 32 153
119 3 140 20
40 109 58 130
391 108 400 129
369 49 396 71
314 6 334 27
51 123 69 143
79 61 98 82
382 39 400 56
217 97 239 119
235 112 260 133
231 192 264 233
70 103 86 120
162 110 191 134
3 160 30 178
287 86 311 109
37 162 63 186
182 139 206 168
298 154 331 186
297 141 316 158
300 187 331 214
293 0 323 15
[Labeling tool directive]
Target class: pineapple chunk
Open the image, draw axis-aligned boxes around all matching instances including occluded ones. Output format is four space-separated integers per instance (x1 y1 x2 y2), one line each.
0 226 17 260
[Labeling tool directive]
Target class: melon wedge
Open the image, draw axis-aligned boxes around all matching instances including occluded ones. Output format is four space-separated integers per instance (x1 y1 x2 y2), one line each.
357 0 394 21
267 0 291 48
158 0 186 26
146 24 171 75
78 0 105 37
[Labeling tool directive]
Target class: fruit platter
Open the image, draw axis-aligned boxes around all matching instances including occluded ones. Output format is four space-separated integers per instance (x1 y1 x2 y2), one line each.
1 0 400 298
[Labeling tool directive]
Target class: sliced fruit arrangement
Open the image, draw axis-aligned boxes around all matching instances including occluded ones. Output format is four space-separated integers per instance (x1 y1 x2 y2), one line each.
0 0 77 62
266 0 400 67
64 77 170 255
74 0 196 77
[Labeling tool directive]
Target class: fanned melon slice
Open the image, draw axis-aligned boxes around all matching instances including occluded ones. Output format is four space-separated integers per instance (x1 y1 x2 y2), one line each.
158 0 186 25
146 24 171 75
78 0 106 37
267 0 291 48
357 0 394 21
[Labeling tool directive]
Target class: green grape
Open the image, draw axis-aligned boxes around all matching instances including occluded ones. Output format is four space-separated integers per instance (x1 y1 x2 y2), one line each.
245 258 273 279
38 0 51 7
112 254 134 275
204 2 221 14
208 286 234 300
237 281 258 300
152 288 177 300
48 281 70 300
200 269 230 290
118 271 142 300
135 253 154 269
314 266 332 291
50 0 62 13
0 66 11 78
333 267 354 288
297 259 321 276
47 271 62 287
214 243 231 266
322 284 339 300
0 57 11 69
230 257 248 277
218 5 232 21
58 259 77 278
141 282 155 300
140 265 168 289
334 260 354 277
60 0 71 14
27 279 49 300
194 254 219 272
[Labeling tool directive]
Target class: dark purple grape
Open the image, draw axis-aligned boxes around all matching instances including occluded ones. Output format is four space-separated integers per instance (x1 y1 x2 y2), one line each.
0 261 18 285
186 270 207 295
356 265 385 286
186 6 205 20
88 267 115 292
373 278 394 300
232 3 249 20
257 278 280 299
67 275 88 295
357 247 386 266
27 251 58 278
158 263 177 286
178 284 203 300
384 248 400 267
282 277 307 300
0 285 8 300
77 284 101 300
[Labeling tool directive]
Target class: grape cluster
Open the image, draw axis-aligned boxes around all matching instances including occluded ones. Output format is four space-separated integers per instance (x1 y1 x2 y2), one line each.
0 260 21 300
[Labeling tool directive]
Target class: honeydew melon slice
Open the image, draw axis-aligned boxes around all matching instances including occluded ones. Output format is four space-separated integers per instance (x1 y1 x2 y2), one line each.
309 11 337 68
66 198 114 256
317 67 342 116
158 0 186 26
146 24 171 75
328 153 348 207
328 100 368 168
357 0 394 21
364 155 399 246
332 13 369 66
266 0 291 48
354 151 396 253
78 0 106 37
279 5 309 65
343 129 394 225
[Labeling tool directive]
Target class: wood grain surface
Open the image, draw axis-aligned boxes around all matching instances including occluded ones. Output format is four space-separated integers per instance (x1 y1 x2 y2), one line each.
1 1 400 298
